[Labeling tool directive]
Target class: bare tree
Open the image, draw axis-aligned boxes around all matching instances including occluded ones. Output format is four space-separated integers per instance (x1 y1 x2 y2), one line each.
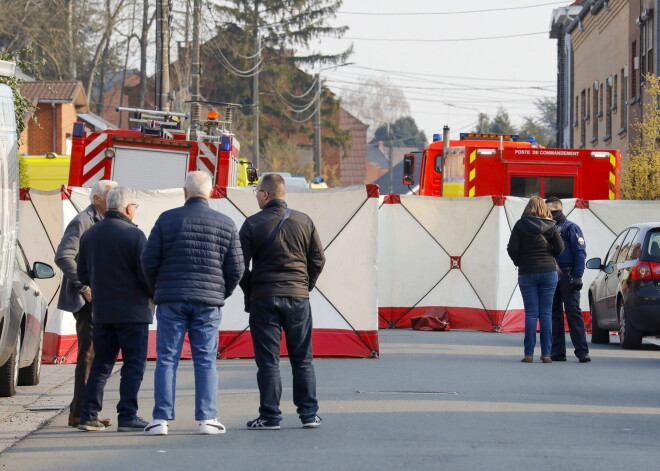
340 77 411 140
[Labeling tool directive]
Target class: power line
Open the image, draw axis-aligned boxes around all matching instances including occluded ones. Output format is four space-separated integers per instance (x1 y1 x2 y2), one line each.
340 1 566 16
322 31 546 43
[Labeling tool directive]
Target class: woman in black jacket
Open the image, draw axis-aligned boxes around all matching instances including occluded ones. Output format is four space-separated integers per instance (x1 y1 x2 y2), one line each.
507 196 564 363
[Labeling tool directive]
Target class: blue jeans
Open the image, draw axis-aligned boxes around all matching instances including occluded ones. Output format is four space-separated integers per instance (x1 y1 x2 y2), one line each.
80 323 148 424
519 271 558 357
249 297 318 423
153 303 222 421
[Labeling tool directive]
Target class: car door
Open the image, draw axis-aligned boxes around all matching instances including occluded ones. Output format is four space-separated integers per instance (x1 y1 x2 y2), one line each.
13 243 39 365
605 229 638 319
594 229 628 323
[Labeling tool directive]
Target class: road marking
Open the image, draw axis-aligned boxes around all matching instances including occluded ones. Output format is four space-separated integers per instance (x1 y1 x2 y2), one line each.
323 399 660 415
383 343 660 359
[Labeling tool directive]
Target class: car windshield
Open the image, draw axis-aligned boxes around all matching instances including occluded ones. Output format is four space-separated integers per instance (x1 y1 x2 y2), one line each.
647 229 660 262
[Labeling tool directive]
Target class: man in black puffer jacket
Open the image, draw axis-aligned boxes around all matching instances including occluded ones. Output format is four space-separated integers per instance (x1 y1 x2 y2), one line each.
76 186 152 432
141 171 244 436
239 173 325 430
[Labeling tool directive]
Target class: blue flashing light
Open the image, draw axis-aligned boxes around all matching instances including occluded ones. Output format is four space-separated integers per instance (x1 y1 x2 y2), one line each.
313 176 324 184
526 136 536 142
221 135 232 151
73 122 85 138
433 133 441 142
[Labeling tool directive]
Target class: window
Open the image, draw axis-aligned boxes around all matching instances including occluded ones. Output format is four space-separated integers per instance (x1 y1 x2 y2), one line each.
621 67 627 130
647 230 660 261
580 89 586 145
592 84 599 141
600 79 604 115
510 176 540 197
604 229 629 266
606 80 612 135
613 74 618 111
544 177 574 199
574 95 579 126
631 41 637 98
616 229 639 264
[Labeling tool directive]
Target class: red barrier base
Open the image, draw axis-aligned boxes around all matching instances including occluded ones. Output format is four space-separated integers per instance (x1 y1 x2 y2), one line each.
43 328 380 364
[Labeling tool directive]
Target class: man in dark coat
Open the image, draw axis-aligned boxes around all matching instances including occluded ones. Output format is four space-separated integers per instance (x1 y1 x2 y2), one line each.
76 186 153 432
545 197 590 363
239 173 326 430
55 179 116 428
141 171 244 436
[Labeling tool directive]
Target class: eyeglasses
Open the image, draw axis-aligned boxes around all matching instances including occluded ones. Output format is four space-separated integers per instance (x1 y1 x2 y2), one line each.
129 203 139 209
253 189 267 195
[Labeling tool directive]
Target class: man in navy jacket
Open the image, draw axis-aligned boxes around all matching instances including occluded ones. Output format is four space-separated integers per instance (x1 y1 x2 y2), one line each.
546 197 590 363
77 186 152 431
142 171 244 436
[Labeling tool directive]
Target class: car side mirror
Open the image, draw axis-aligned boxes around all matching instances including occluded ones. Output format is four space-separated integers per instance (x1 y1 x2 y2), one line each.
246 166 258 185
402 154 415 185
33 262 55 279
604 261 615 274
585 258 602 270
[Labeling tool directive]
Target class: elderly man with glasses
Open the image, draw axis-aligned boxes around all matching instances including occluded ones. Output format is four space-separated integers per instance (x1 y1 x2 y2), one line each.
76 186 153 432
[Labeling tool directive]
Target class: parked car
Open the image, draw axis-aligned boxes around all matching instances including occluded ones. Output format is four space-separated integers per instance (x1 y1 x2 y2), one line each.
586 222 660 349
0 242 55 397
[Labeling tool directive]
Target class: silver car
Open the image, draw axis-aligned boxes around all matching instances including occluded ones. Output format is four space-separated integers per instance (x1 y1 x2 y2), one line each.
0 242 55 396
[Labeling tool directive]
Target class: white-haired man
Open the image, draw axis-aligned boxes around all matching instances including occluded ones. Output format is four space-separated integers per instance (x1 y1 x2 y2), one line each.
55 179 117 428
76 186 152 431
142 171 244 436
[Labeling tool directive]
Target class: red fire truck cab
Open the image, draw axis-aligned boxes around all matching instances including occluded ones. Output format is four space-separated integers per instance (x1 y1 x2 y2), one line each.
403 131 620 200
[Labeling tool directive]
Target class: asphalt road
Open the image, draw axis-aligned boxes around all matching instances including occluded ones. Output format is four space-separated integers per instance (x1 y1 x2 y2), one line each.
2 330 660 471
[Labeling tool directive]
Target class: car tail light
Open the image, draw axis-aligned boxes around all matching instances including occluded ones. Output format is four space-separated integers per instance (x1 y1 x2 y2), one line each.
631 261 652 280
652 262 660 279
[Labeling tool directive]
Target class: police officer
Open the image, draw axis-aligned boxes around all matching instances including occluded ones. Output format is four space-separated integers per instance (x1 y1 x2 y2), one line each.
545 197 590 363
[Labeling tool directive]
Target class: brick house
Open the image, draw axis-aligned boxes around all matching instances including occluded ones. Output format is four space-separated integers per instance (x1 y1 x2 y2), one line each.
551 0 660 164
20 81 89 156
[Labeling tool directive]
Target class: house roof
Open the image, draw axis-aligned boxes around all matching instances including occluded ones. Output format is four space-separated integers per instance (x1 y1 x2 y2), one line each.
21 81 88 110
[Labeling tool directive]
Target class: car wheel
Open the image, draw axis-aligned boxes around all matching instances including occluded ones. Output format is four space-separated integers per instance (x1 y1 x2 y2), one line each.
0 333 21 397
619 301 643 349
18 323 44 386
590 299 610 344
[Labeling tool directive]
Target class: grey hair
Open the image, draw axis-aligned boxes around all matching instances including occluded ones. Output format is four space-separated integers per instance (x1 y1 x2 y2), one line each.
184 171 213 197
89 180 118 204
106 186 135 211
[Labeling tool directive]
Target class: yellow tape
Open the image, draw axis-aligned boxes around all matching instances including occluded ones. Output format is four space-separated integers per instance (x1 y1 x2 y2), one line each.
469 168 476 181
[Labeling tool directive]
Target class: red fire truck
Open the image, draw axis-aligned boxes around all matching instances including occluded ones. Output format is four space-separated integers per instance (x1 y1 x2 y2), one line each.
403 129 620 200
69 106 255 190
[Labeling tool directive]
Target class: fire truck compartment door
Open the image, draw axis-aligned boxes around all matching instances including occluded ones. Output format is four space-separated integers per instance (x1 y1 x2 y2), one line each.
506 163 578 198
112 146 190 190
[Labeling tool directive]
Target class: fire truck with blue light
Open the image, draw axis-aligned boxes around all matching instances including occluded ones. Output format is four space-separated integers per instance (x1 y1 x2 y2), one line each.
69 104 256 190
402 126 620 200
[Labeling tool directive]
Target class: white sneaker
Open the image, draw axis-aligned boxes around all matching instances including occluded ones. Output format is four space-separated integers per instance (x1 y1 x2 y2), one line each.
199 418 226 435
144 419 168 436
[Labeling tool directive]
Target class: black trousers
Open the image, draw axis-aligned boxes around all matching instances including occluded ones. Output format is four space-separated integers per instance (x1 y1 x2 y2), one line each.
80 323 149 424
551 267 589 357
249 296 318 422
70 303 94 418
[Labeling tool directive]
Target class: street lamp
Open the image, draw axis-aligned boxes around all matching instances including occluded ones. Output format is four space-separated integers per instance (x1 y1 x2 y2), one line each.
313 63 353 179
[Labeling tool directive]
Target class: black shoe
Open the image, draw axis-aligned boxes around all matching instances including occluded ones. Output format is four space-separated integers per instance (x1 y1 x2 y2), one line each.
578 354 591 363
550 355 567 361
301 415 322 428
118 417 149 432
246 417 280 430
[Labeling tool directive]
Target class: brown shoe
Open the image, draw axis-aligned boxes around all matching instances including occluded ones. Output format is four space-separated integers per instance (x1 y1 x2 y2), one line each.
520 356 533 363
69 415 112 427
540 356 553 363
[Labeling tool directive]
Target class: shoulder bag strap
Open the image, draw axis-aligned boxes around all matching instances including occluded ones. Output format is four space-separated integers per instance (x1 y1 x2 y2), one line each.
253 208 292 261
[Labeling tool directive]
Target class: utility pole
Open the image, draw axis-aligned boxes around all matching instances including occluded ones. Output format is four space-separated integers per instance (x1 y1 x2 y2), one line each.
160 0 171 111
155 0 162 109
313 73 321 177
387 122 393 195
190 0 201 126
252 32 261 169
